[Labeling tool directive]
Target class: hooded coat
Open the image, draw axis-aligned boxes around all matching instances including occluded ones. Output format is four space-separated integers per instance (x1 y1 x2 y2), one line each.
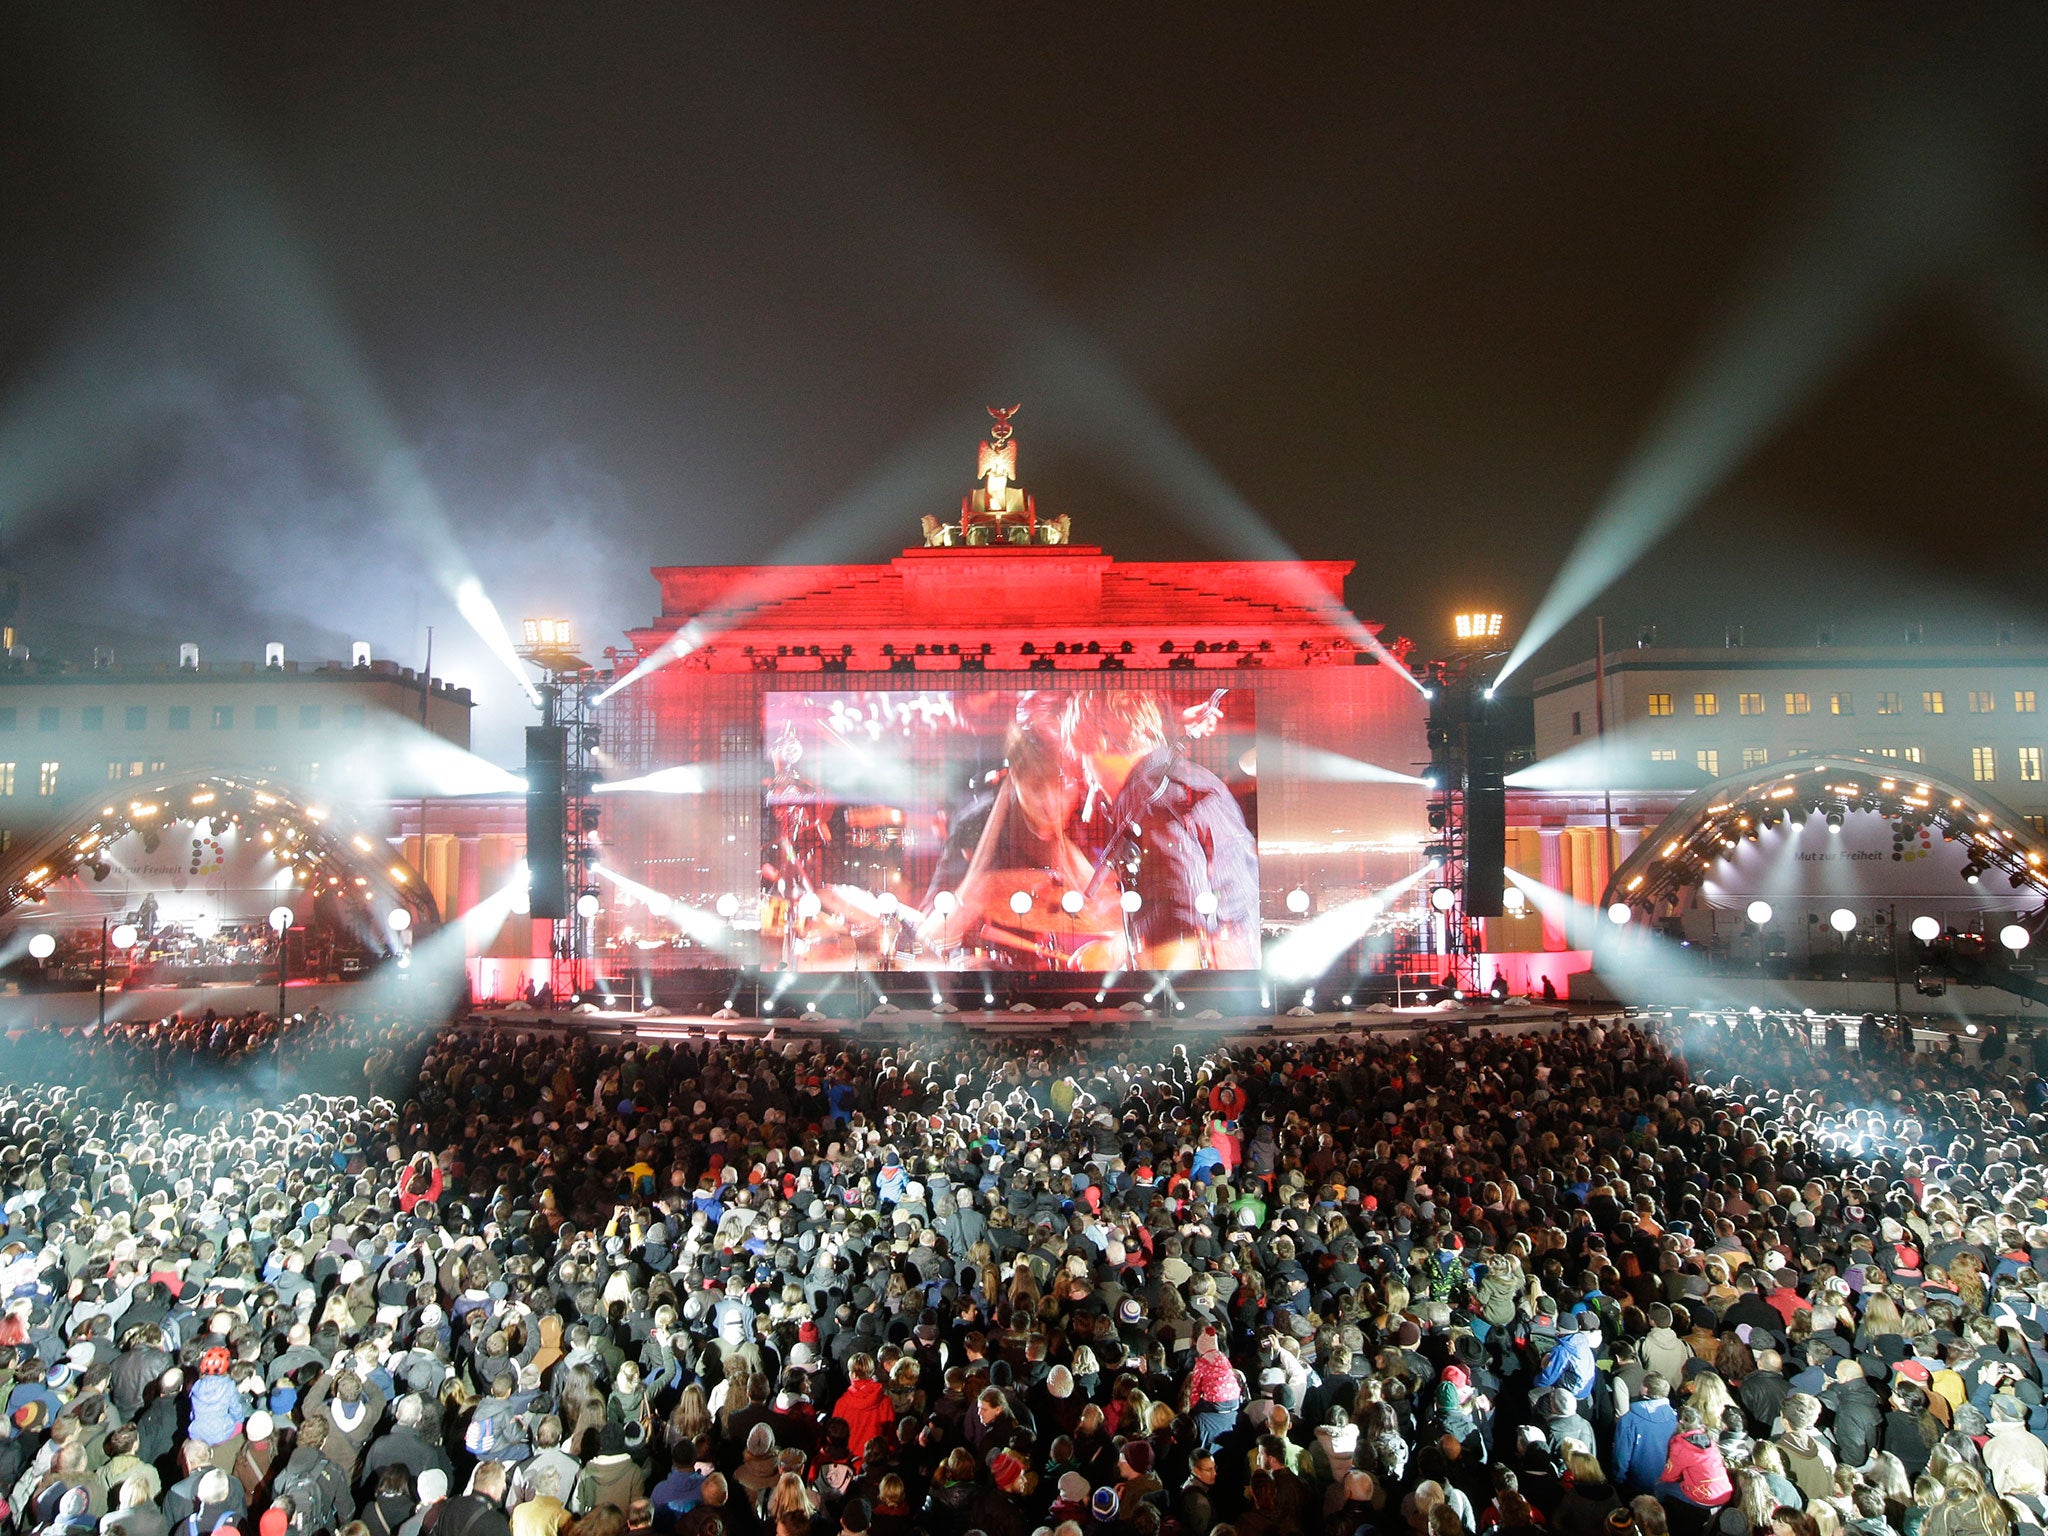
831 1376 894 1462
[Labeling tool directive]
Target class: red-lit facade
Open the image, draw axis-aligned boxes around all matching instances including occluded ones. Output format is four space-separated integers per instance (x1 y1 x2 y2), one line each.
597 543 1430 973
591 410 1436 989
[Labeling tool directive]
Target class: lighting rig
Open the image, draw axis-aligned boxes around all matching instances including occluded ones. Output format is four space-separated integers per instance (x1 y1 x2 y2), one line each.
1604 756 2048 931
1417 611 1509 992
518 619 610 999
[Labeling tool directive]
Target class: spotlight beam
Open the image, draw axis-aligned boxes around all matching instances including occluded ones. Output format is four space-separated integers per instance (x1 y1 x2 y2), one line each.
1504 867 1812 1013
1504 733 1643 792
1497 89 2024 687
587 44 1427 704
590 865 736 952
1265 865 1430 982
593 765 711 796
0 10 542 711
1289 746 1432 787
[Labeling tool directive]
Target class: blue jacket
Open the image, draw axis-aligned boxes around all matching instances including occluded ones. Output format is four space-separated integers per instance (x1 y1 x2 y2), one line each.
1534 1329 1600 1400
188 1375 248 1446
1612 1399 1678 1493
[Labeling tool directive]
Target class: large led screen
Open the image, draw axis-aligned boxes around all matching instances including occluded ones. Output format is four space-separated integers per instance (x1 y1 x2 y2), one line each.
761 688 1258 972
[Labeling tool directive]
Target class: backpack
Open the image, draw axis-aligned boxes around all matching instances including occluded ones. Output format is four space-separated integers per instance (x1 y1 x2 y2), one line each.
272 1460 339 1535
815 1460 856 1505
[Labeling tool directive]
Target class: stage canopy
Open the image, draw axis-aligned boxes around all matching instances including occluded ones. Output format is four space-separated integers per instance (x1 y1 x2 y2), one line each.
1603 752 2048 922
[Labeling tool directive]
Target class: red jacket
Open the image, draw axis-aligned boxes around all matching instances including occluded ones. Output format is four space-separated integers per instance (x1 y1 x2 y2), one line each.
398 1164 443 1214
1661 1432 1733 1506
831 1377 893 1462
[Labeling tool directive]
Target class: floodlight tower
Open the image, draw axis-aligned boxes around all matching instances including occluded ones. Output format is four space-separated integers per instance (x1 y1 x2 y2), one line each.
1420 611 1509 993
517 618 607 1001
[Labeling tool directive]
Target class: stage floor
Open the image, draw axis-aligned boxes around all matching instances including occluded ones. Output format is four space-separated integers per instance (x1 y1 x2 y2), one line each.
464 997 1589 1041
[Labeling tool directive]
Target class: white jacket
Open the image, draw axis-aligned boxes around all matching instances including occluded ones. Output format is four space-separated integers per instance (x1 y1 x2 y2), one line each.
1983 1419 2048 1499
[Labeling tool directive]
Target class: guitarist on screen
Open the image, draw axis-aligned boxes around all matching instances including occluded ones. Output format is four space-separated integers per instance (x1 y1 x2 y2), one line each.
914 692 1108 963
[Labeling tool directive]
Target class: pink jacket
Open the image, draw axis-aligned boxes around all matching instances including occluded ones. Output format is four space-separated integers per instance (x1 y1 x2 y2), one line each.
1208 1121 1240 1171
1661 1432 1733 1506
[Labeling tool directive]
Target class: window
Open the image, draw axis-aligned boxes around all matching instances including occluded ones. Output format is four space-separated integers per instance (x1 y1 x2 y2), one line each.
1649 748 1678 762
1737 693 1765 716
2030 816 2048 836
2022 746 2044 782
0 763 13 795
1693 693 1719 717
1697 749 1720 775
80 706 103 732
1877 747 1899 759
106 761 122 782
1646 693 1674 717
124 706 146 730
211 705 234 730
168 706 190 731
1742 747 1769 769
38 762 58 797
254 705 278 731
341 705 365 730
1784 692 1811 716
1786 745 1812 758
1972 746 1996 782
1903 746 1924 763
36 708 57 732
1970 690 1996 714
2018 691 2038 714
1876 691 1902 715
299 704 321 730
1923 691 1945 714
1830 692 1853 716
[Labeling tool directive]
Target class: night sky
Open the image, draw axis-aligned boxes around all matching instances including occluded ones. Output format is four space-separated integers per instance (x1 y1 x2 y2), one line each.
4 5 2047 758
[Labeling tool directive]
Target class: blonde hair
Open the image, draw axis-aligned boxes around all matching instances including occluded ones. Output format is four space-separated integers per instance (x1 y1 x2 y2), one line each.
671 1383 710 1441
1688 1372 1735 1430
767 1473 815 1519
1939 1467 2009 1536
1564 1449 1606 1487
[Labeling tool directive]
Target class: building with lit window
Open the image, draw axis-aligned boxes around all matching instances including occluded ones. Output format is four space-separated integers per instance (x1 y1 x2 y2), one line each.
0 646 474 855
1501 639 2048 930
1529 640 2048 819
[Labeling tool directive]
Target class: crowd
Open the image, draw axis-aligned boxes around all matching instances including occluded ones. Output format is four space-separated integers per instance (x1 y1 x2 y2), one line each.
2 1004 2048 1536
0 1007 431 1101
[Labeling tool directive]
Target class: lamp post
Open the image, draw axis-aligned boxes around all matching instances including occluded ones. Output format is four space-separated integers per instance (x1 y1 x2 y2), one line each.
1887 902 1903 1025
270 906 294 1020
99 918 138 1029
